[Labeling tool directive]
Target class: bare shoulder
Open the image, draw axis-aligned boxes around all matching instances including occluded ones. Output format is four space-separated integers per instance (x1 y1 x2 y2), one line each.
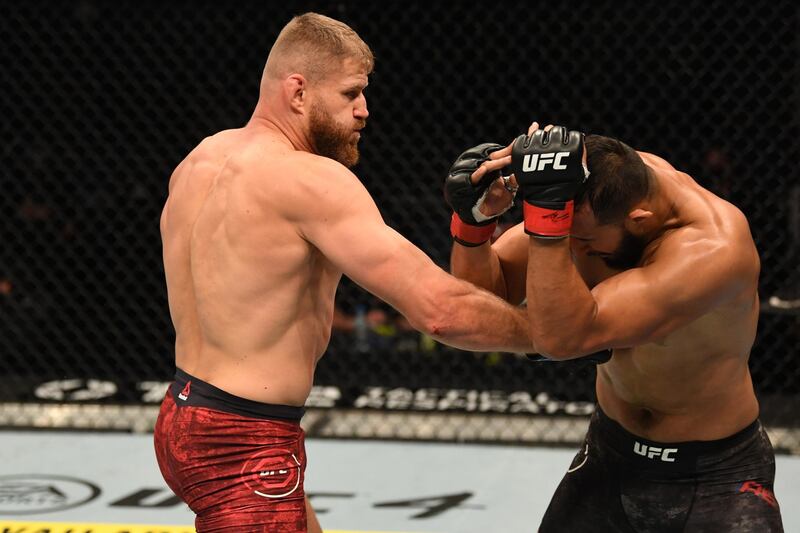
654 202 759 287
190 128 245 160
230 139 357 188
165 139 214 197
250 150 380 236
167 130 243 189
267 151 367 204
285 150 359 186
694 180 757 269
637 150 758 274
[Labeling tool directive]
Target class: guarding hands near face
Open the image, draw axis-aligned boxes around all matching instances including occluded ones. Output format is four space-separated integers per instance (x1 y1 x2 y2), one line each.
444 143 517 246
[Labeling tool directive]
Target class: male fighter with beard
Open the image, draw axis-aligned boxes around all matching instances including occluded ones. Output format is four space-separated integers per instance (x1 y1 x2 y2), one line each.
154 13 532 532
446 123 783 531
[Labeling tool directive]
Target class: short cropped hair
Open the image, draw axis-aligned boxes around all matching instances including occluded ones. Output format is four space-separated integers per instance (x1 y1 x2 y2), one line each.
265 13 374 82
575 135 652 225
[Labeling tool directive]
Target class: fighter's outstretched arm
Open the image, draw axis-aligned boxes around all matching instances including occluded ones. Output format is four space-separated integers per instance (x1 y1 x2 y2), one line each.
293 155 534 354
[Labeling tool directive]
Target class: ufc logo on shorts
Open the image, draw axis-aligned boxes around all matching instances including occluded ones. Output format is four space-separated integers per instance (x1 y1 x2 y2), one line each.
633 441 678 462
522 152 570 172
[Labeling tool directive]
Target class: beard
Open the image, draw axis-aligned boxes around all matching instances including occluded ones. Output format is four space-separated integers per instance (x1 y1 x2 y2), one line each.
309 102 363 168
601 228 648 270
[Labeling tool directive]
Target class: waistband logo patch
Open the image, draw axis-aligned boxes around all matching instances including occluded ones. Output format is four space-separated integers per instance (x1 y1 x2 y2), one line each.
633 441 678 462
178 381 191 401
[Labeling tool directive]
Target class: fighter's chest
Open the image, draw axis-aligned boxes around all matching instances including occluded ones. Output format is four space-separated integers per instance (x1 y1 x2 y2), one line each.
605 313 730 397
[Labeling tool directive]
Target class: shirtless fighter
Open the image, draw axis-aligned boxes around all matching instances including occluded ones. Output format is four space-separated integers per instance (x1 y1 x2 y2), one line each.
153 13 532 532
446 123 784 531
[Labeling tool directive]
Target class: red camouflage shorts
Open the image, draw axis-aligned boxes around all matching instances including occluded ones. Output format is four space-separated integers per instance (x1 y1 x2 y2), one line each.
154 368 308 532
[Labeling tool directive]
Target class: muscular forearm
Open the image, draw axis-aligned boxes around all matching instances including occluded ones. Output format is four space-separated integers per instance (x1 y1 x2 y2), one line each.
404 271 532 353
527 239 597 358
430 285 532 353
450 241 507 299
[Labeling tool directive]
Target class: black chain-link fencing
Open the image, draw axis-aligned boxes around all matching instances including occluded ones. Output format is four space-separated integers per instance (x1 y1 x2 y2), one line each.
1 0 798 451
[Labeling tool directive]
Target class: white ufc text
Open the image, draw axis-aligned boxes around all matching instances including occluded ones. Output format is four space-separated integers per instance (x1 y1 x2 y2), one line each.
522 152 569 172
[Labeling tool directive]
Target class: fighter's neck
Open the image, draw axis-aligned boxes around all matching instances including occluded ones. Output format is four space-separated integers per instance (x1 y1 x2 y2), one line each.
247 110 315 155
640 166 689 241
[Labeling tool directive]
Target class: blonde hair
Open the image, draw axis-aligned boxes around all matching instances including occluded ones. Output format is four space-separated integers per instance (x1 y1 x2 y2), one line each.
264 13 374 83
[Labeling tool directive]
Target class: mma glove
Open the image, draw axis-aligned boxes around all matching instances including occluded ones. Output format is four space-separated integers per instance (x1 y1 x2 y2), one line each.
444 143 511 246
510 126 589 238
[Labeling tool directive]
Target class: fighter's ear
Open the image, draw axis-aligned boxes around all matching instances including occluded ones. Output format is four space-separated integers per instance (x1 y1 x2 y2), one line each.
284 74 307 114
627 208 653 225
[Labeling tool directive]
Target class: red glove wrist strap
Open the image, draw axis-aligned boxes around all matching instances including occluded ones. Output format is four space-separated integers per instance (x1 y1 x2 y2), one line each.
523 201 574 237
450 213 496 245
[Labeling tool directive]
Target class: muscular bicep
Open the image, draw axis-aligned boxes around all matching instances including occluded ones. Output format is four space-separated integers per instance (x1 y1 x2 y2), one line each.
296 164 444 315
322 214 436 311
584 240 753 351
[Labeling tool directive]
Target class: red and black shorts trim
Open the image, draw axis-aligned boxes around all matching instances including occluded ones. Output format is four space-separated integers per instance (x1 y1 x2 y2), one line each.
171 367 304 421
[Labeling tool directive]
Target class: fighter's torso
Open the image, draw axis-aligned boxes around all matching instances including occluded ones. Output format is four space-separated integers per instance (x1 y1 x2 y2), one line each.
595 298 759 441
160 127 341 405
580 154 760 441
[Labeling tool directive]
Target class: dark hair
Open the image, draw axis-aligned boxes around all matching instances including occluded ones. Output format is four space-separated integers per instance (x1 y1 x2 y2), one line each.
575 134 652 225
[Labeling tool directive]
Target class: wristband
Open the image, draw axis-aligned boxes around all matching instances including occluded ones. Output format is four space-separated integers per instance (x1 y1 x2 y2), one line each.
450 213 496 246
522 201 574 238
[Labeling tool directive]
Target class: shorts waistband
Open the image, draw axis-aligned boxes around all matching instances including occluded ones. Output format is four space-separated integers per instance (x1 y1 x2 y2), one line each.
171 368 305 422
594 406 759 470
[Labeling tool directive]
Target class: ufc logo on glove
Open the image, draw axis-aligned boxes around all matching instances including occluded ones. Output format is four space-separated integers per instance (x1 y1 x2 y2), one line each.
522 152 570 172
510 125 587 238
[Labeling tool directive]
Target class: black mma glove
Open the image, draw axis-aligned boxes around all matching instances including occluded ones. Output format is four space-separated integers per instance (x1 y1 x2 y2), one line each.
444 143 510 246
509 126 589 238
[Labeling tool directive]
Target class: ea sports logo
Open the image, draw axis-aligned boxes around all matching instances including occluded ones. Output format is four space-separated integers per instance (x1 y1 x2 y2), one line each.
241 448 302 499
0 475 101 514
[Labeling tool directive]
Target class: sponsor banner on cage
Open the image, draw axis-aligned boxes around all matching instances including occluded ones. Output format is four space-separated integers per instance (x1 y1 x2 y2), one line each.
14 378 594 416
348 387 595 415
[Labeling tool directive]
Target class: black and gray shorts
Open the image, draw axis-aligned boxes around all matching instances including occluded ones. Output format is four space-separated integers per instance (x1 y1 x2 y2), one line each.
539 406 783 532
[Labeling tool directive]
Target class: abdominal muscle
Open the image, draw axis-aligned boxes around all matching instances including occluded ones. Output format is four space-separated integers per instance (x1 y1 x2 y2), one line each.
596 340 759 442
